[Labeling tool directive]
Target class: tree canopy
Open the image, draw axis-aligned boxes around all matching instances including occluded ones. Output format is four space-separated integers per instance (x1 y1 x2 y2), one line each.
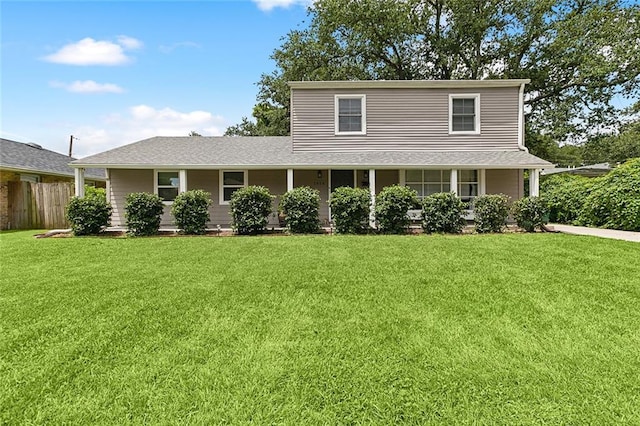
226 0 640 158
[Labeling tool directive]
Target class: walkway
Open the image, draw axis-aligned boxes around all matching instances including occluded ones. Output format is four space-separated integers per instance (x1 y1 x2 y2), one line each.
549 224 640 243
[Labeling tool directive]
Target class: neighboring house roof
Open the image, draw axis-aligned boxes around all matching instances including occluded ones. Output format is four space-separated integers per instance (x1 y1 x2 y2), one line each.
70 136 552 169
1 138 106 180
541 163 612 177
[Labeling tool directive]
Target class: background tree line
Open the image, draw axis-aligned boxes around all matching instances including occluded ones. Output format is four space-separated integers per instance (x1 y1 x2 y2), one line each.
225 0 639 166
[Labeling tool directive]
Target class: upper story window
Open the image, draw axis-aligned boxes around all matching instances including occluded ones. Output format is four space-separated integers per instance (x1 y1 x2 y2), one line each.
156 171 179 202
335 95 366 135
449 94 480 134
220 170 247 205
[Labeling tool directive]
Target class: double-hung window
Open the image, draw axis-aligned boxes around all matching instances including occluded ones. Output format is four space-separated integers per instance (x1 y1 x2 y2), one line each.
458 170 479 204
405 170 451 200
449 94 480 134
220 170 247 205
335 95 366 135
156 171 179 202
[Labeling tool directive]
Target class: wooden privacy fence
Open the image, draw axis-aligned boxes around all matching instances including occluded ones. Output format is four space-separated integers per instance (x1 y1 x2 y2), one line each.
7 182 73 229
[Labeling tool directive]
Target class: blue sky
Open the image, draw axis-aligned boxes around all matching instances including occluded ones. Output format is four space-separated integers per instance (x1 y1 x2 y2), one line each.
1 0 310 157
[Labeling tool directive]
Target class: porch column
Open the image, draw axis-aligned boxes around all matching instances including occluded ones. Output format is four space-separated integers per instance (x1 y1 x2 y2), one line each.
369 169 376 228
287 168 294 192
479 169 486 195
529 168 540 197
450 169 458 195
74 167 85 197
179 170 187 193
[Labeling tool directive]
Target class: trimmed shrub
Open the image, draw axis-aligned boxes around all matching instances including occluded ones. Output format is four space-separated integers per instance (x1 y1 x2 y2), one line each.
280 186 321 233
171 189 212 234
229 186 274 235
375 185 418 234
124 192 165 236
421 192 467 234
511 196 548 232
540 174 593 224
578 158 640 231
66 187 112 236
473 194 510 233
328 186 371 234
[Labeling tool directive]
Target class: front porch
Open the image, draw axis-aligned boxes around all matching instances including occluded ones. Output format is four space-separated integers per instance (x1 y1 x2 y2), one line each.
73 167 542 228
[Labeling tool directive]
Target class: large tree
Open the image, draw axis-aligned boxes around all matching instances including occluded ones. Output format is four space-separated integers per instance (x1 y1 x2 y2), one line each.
227 0 640 152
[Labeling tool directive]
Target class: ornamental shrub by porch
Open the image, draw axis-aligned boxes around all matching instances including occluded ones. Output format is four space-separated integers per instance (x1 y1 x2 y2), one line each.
280 186 321 233
375 185 418 234
421 192 467 234
328 186 370 234
511 196 548 232
171 189 212 234
473 194 510 233
124 192 164 236
578 158 640 231
66 188 112 236
229 186 274 235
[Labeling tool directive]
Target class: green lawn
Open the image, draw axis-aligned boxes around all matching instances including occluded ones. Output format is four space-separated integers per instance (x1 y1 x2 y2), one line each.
1 231 639 424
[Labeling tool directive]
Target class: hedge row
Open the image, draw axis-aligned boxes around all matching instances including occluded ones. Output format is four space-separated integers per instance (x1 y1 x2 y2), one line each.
68 179 578 236
541 158 640 231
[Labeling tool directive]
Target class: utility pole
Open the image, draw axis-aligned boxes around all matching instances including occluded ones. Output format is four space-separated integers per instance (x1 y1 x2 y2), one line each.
68 135 78 157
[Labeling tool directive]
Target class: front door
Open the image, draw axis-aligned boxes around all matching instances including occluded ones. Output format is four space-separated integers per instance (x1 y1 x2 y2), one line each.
330 170 354 193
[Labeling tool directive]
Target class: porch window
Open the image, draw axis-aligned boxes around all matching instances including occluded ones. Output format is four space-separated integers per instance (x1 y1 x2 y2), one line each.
220 170 247 205
335 95 366 135
449 94 480 134
405 169 451 199
458 169 479 204
156 171 179 202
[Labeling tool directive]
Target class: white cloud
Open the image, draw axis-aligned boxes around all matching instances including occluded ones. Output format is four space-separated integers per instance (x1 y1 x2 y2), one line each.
70 105 226 157
50 80 125 94
252 0 310 11
43 36 142 66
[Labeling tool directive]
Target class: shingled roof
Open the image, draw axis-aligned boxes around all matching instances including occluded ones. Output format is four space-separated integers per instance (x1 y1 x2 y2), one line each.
1 138 106 179
70 136 551 169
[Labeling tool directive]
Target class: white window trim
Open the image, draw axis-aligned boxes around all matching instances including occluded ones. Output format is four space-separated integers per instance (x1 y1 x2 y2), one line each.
449 93 480 135
334 94 366 135
154 169 180 204
219 170 248 205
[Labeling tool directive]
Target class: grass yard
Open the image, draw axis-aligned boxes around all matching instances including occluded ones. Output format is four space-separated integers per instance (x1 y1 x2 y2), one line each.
1 231 639 424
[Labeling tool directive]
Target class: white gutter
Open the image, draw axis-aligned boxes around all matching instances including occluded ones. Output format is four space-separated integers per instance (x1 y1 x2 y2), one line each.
518 82 528 152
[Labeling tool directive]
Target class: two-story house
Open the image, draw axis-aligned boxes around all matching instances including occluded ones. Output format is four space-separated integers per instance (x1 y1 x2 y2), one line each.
70 80 552 228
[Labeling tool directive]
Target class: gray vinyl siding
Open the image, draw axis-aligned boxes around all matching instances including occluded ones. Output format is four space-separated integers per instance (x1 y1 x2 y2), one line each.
486 169 523 200
291 87 519 152
293 169 330 224
109 169 154 227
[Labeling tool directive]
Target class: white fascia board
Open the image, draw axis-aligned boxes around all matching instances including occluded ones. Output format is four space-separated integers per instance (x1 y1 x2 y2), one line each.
72 163 549 170
289 79 531 90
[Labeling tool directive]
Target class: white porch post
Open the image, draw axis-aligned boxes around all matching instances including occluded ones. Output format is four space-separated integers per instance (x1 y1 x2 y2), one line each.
450 169 458 195
179 169 187 193
479 169 486 195
529 168 540 197
105 169 111 204
74 167 85 197
369 169 376 228
287 168 294 192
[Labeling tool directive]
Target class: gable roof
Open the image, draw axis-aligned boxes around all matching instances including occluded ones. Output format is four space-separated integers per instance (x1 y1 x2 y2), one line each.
70 136 551 169
1 138 106 180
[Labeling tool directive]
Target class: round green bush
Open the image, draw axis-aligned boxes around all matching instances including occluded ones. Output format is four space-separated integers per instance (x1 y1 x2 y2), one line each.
124 192 165 236
473 194 510 233
66 189 112 236
229 186 274 235
171 189 212 234
511 196 548 232
375 185 418 234
421 192 467 234
578 158 640 231
328 186 370 234
280 186 321 233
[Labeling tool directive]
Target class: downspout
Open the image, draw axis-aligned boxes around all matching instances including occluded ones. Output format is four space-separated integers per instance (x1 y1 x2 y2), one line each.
517 82 528 152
